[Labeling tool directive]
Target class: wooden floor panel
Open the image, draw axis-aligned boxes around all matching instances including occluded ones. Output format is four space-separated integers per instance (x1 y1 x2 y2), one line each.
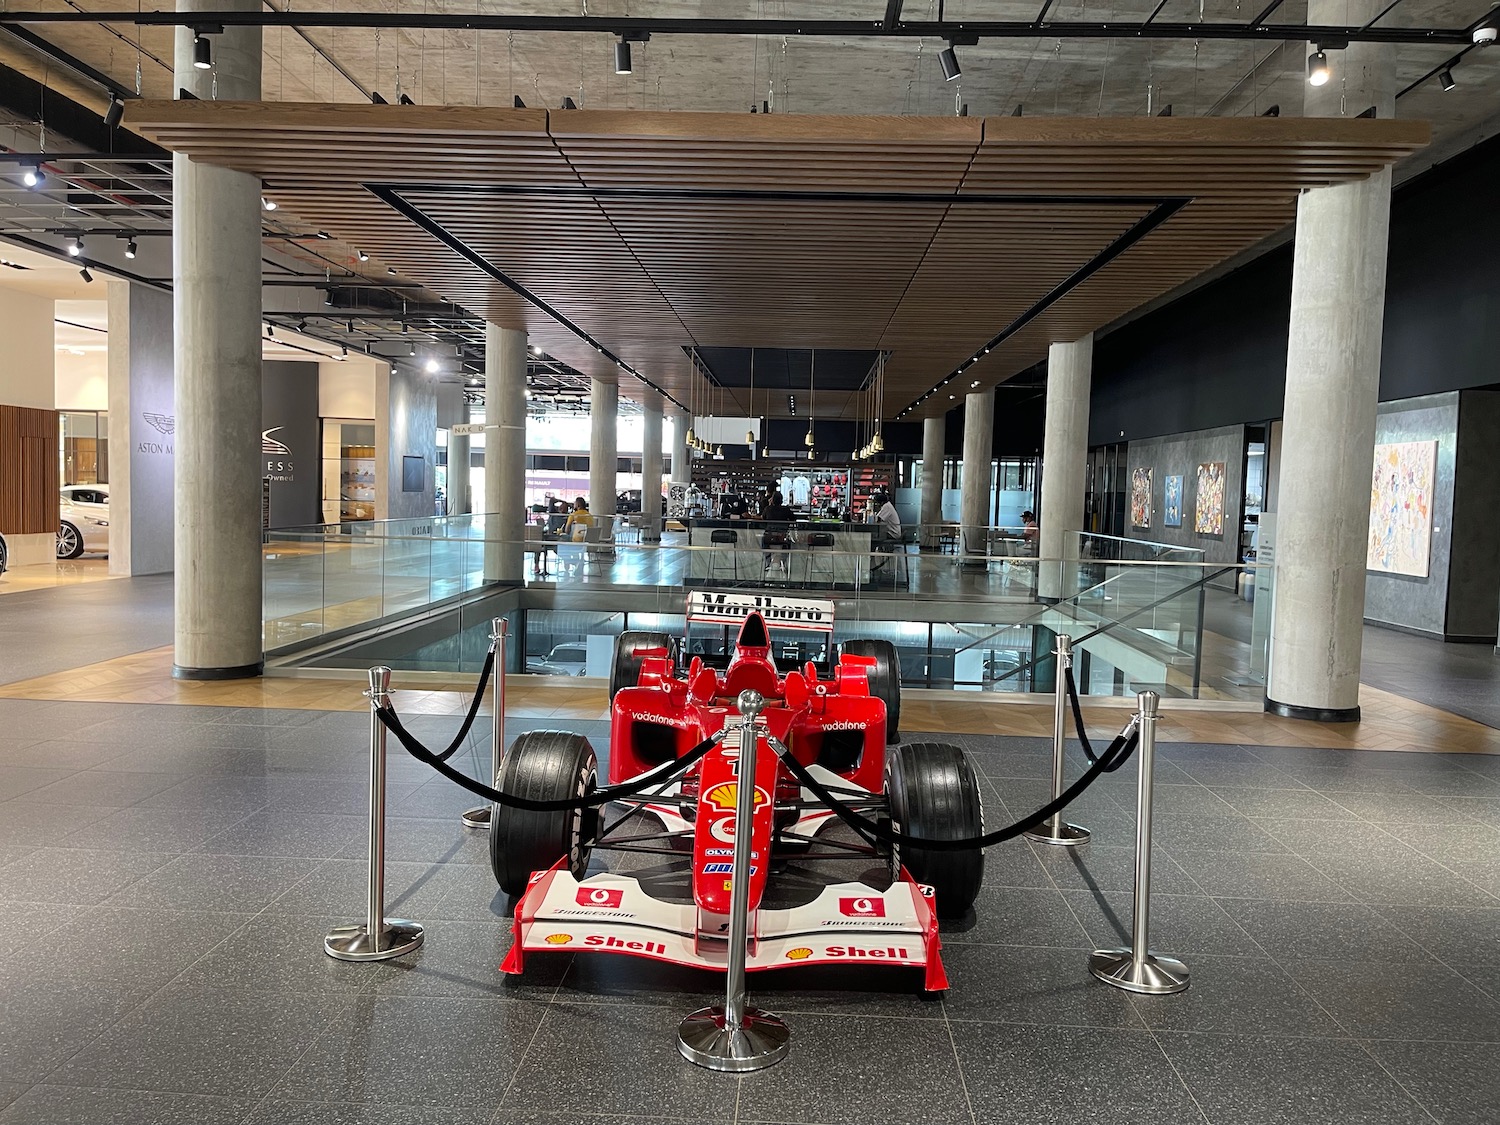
2 644 1494 754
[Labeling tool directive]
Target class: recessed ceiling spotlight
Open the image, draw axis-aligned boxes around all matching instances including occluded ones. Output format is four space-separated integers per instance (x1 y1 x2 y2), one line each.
971 380 980 388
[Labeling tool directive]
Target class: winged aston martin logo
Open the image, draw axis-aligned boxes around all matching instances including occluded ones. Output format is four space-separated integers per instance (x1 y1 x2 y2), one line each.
142 412 175 435
261 427 292 456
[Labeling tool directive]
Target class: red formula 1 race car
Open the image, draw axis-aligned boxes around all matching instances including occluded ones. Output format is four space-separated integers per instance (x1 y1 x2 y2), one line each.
492 592 986 992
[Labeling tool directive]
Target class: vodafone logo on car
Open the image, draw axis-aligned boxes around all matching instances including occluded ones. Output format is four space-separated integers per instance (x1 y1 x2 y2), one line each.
838 896 885 918
576 887 623 909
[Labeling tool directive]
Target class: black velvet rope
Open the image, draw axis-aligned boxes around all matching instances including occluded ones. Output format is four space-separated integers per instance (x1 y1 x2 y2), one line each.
429 647 495 763
377 701 718 811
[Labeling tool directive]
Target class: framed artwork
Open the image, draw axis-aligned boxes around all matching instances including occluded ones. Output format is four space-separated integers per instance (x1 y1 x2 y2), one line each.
1195 462 1225 536
1367 440 1436 577
1163 475 1183 528
1130 467 1153 529
401 455 425 493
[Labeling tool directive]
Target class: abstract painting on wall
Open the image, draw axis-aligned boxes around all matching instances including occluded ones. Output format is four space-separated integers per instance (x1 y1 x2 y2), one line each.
1195 462 1225 536
1130 467 1153 529
1367 440 1436 577
1163 475 1184 528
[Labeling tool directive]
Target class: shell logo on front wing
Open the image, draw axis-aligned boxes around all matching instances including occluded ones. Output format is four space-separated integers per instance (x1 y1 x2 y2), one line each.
704 783 768 811
543 933 573 945
785 947 814 961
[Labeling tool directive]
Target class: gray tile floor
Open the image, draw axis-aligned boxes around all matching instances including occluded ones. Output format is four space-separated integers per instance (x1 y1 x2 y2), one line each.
2 697 1498 1125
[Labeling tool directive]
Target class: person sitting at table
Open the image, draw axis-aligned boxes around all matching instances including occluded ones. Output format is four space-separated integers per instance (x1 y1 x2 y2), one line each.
556 497 594 575
1020 510 1038 555
871 491 902 571
759 490 796 574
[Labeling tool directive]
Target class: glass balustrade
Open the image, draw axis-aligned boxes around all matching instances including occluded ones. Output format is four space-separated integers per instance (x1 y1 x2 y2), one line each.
263 516 1266 702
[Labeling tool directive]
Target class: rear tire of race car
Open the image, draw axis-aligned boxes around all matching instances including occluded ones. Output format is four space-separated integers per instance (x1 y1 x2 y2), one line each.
610 631 677 700
490 731 598 897
840 638 901 744
885 742 984 920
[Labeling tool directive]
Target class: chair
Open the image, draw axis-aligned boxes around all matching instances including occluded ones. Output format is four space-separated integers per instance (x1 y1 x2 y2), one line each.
760 526 793 581
871 535 909 591
709 527 739 581
804 532 836 587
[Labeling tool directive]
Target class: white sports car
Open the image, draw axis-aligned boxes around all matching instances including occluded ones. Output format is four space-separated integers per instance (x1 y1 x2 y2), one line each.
58 484 110 559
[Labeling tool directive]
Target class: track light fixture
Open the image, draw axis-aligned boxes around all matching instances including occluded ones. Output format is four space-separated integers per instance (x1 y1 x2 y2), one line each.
193 33 212 70
357 250 369 262
1439 67 1456 91
79 267 93 283
409 342 418 357
266 325 275 338
66 235 83 257
104 93 125 129
124 237 138 259
1307 49 1330 86
614 39 632 74
938 44 961 82
424 358 439 373
261 195 276 211
21 163 42 189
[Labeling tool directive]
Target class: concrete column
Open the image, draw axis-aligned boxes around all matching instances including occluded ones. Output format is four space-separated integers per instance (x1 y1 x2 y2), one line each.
589 378 619 519
959 389 994 560
919 414 944 548
640 392 663 541
108 281 175 577
671 406 691 485
1266 0 1395 720
447 400 471 517
483 323 526 583
1038 333 1093 601
171 0 262 679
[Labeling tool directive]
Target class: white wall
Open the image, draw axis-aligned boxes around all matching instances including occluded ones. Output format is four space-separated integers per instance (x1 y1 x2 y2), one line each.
319 361 376 418
54 299 109 411
0 288 56 409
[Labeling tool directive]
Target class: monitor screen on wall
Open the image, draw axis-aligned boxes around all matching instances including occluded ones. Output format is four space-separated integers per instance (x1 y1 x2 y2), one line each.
401 455 424 493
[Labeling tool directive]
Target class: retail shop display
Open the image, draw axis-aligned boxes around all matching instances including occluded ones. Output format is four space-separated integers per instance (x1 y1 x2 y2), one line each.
1130 467 1152 529
1194 461 1226 536
1367 440 1436 577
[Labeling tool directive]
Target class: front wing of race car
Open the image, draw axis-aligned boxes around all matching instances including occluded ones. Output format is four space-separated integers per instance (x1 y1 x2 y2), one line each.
502 866 948 992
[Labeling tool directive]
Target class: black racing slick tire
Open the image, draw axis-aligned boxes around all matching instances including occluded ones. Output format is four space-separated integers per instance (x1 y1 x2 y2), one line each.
0 533 7 574
885 742 985 920
489 730 598 897
610 631 676 700
841 638 901 744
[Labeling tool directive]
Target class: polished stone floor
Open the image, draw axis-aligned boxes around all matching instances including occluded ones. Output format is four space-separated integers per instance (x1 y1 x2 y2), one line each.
1 695 1497 1125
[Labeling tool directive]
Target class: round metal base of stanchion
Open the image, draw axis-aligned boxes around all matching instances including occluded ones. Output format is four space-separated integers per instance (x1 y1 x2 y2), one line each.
323 920 425 962
677 1006 791 1072
1023 821 1091 847
460 806 492 830
1088 948 1190 994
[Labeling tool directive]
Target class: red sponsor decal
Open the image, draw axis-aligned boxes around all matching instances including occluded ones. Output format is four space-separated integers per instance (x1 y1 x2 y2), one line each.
839 896 885 918
576 887 624 909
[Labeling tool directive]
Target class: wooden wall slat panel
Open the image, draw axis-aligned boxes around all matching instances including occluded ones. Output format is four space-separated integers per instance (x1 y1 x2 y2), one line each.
0 406 60 535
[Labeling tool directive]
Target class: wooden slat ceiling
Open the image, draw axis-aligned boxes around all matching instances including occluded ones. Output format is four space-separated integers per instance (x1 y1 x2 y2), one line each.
127 103 1427 421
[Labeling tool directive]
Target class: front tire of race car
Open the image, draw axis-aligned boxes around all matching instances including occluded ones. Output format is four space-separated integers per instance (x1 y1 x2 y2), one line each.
885 742 984 920
490 730 598 897
610 630 677 700
841 638 901 744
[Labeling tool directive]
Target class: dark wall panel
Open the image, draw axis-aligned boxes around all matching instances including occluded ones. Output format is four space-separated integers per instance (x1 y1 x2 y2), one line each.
1089 133 1500 445
262 361 321 529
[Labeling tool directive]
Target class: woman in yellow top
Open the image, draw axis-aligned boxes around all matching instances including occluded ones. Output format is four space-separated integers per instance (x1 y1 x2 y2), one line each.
563 496 595 538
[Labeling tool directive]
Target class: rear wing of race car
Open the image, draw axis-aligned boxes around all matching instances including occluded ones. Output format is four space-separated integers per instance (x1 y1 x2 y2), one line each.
685 591 838 670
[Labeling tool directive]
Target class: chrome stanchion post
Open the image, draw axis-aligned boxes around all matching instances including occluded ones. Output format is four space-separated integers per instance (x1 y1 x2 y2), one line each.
1088 690 1189 994
678 689 790 1072
324 666 425 961
462 617 506 830
1024 633 1091 846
